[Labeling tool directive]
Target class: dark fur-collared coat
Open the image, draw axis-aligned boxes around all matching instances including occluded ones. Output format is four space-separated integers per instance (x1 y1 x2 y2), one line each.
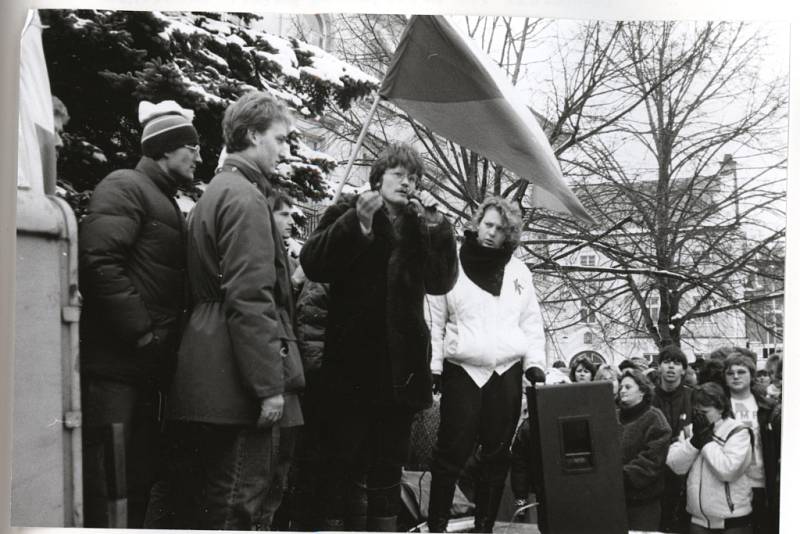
300 195 457 411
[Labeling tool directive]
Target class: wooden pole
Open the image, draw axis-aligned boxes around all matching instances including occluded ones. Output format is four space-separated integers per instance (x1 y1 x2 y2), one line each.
332 92 382 203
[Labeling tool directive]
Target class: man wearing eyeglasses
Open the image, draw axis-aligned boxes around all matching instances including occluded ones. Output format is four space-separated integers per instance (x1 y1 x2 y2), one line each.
300 142 458 531
723 351 780 534
78 100 200 527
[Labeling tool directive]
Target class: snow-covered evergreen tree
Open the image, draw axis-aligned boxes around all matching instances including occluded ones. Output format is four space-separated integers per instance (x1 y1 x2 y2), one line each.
42 9 378 217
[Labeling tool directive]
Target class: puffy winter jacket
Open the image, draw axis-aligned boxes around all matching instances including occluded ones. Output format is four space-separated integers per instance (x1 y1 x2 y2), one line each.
428 255 545 386
666 417 754 529
295 280 329 373
79 157 187 385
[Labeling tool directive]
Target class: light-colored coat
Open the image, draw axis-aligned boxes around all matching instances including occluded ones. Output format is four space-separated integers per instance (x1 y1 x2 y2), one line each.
428 255 545 387
666 417 754 529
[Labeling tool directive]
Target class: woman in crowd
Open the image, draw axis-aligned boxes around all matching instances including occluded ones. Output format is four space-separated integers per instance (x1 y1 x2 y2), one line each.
617 368 671 531
569 356 597 383
594 363 620 395
667 382 755 534
426 196 546 533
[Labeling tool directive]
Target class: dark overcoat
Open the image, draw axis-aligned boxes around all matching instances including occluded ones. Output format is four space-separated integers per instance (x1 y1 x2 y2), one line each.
79 156 187 385
166 154 303 426
299 195 458 411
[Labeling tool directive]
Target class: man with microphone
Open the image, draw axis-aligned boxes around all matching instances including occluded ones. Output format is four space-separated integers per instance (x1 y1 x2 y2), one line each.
300 142 458 531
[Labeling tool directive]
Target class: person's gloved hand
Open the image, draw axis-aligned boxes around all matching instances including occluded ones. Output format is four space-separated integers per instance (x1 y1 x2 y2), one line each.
432 374 442 395
690 412 714 449
525 367 546 384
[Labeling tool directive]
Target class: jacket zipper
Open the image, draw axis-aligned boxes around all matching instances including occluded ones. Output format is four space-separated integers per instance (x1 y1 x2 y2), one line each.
725 482 734 512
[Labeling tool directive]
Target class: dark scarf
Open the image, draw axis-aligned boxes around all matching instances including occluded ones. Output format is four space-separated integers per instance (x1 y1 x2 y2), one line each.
618 397 651 424
459 230 514 296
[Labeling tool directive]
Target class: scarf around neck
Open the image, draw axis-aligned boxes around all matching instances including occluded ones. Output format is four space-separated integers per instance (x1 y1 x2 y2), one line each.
459 230 514 296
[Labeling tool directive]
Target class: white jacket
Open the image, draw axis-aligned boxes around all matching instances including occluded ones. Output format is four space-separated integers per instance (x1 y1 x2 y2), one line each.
428 255 546 387
666 417 754 530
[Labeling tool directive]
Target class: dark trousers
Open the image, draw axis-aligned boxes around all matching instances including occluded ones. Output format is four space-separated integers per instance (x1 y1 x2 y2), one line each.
660 470 689 533
255 425 300 530
166 421 274 530
689 522 753 534
81 377 160 528
627 500 661 532
320 398 414 520
276 372 328 530
431 361 523 488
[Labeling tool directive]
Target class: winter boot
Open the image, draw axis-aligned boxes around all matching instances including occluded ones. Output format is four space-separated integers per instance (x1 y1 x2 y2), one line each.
321 518 346 531
427 477 457 532
367 515 398 532
471 484 504 533
345 479 369 531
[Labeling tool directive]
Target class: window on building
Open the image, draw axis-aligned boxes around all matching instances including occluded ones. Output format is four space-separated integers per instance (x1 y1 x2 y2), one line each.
583 332 593 345
580 306 596 324
765 303 783 345
645 295 659 323
579 254 597 267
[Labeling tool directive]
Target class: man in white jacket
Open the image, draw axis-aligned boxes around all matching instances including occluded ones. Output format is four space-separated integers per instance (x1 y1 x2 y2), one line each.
426 196 546 533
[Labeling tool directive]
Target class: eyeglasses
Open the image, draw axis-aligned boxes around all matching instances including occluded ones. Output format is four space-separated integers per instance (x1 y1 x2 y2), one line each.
725 369 749 377
385 170 419 183
183 144 201 155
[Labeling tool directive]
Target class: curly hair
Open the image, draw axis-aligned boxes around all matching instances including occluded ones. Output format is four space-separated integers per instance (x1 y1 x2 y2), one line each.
223 91 292 153
368 143 425 191
469 196 523 249
619 368 654 404
594 364 620 382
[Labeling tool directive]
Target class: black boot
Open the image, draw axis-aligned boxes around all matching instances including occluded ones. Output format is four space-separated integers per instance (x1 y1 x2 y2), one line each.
345 479 368 531
367 515 397 532
321 518 346 531
427 478 457 532
471 484 504 533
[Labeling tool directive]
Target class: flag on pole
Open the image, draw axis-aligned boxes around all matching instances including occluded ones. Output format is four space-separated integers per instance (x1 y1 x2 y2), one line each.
18 9 57 195
379 15 593 224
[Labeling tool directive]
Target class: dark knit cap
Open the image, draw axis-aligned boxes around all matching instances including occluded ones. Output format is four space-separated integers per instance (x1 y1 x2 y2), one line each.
141 113 199 158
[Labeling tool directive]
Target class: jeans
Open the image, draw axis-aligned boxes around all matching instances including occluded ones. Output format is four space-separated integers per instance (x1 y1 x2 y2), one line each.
255 425 300 530
320 399 414 520
166 421 273 530
81 378 160 528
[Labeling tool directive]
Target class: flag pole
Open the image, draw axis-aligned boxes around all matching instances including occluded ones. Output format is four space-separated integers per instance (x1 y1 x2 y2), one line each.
332 91 383 203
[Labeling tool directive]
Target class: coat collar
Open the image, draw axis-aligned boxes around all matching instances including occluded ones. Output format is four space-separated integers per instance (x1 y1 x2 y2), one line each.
218 153 273 199
136 156 179 197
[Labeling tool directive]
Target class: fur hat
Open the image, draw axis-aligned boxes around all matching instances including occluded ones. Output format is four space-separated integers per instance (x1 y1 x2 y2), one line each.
139 100 198 158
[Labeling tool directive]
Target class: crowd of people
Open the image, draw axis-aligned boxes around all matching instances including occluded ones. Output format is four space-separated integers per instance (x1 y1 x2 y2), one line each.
70 91 782 534
508 348 783 534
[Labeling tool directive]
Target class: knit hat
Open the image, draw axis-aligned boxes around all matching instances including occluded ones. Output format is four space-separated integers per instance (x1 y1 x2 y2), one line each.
139 100 199 158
